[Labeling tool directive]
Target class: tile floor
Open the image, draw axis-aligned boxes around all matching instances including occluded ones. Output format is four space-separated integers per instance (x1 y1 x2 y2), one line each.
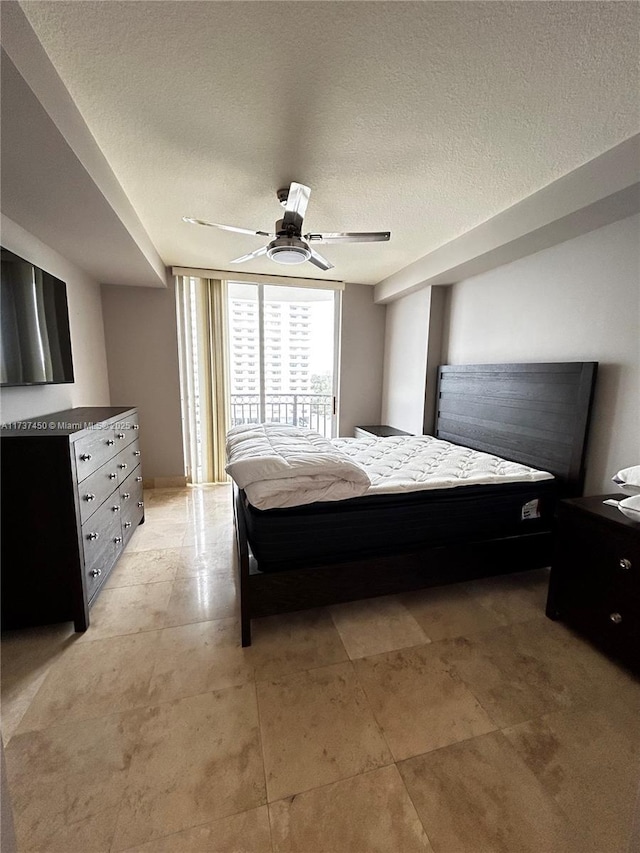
2 484 639 853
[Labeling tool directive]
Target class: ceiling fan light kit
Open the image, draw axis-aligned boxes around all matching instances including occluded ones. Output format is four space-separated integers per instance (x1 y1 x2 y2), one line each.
184 181 390 271
266 237 311 265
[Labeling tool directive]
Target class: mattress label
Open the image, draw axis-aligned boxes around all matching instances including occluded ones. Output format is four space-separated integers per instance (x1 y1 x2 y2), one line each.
521 499 541 520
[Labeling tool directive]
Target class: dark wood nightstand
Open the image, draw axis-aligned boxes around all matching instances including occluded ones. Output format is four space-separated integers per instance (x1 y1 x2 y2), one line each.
353 425 412 439
546 494 640 674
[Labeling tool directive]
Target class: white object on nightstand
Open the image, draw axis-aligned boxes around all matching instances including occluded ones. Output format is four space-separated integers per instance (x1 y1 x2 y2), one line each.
618 495 640 522
612 465 640 495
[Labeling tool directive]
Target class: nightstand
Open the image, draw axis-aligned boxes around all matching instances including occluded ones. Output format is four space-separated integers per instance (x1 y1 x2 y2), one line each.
353 425 412 439
546 494 640 673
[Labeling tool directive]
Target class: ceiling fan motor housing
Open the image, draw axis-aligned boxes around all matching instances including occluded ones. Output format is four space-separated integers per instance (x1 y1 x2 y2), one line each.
266 236 311 265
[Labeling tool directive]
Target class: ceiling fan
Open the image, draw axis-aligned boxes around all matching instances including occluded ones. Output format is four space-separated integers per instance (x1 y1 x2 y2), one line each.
183 182 390 271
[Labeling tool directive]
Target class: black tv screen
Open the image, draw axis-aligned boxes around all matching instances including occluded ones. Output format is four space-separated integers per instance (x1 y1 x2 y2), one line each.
0 248 74 387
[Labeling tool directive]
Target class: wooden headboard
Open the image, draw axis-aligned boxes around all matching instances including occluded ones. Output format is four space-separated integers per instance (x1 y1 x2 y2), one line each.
435 362 598 497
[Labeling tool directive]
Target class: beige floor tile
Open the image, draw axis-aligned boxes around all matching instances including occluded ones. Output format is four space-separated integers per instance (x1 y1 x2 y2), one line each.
257 661 392 802
120 806 272 853
111 684 265 851
148 618 254 703
16 631 161 733
143 504 192 524
104 548 181 588
164 575 239 626
176 544 237 577
270 765 434 853
354 643 496 761
439 619 573 727
2 670 50 746
399 730 594 853
247 609 348 681
542 621 640 717
5 708 146 853
1 622 77 743
329 596 430 658
79 581 173 641
463 568 550 625
182 523 235 549
126 521 188 552
401 583 506 640
142 488 194 509
441 617 640 727
503 704 640 852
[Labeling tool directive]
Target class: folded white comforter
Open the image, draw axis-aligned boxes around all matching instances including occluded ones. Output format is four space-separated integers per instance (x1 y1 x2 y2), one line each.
226 423 371 510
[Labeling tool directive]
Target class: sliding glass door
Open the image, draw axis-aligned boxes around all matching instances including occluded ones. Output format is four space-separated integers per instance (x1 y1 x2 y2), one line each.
227 283 339 437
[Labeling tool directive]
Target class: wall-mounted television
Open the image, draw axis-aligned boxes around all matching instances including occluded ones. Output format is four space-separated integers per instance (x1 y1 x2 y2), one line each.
0 248 74 387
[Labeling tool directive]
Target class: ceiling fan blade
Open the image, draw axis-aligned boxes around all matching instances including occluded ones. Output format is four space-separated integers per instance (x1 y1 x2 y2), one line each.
281 182 311 232
307 249 334 271
183 217 272 237
230 246 269 264
304 231 391 244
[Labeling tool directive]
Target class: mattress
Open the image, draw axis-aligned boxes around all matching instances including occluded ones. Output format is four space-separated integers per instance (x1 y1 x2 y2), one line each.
242 477 557 573
332 434 554 495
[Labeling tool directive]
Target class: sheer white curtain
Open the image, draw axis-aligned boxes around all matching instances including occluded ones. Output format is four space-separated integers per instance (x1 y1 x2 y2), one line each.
175 276 229 483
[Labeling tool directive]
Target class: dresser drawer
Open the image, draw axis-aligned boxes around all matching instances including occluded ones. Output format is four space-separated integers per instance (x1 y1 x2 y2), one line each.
77 458 121 523
73 427 119 481
113 411 140 450
81 501 124 599
119 468 145 544
114 438 142 480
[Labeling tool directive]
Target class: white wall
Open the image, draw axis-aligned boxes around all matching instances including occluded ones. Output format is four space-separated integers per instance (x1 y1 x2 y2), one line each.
443 214 640 494
381 287 432 434
0 215 110 423
339 283 386 436
101 280 185 484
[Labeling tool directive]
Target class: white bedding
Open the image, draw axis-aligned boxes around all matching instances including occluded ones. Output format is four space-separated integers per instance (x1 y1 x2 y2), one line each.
225 423 371 509
333 434 554 494
226 424 553 510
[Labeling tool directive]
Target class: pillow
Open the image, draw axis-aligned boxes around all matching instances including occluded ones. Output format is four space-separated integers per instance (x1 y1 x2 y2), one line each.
618 494 640 522
612 465 640 496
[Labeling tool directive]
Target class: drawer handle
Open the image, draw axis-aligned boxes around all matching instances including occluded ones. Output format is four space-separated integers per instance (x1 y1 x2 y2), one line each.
106 439 115 446
132 424 140 430
619 558 631 571
135 476 143 483
79 453 92 462
122 492 131 500
86 532 99 541
109 472 117 480
84 493 96 502
117 432 126 439
133 450 141 457
90 568 102 578
118 463 128 470
112 505 121 512
609 612 623 624
124 521 132 529
114 536 123 544
137 501 144 508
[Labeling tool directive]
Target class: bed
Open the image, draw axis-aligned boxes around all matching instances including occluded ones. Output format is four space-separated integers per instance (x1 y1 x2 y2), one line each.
232 362 598 646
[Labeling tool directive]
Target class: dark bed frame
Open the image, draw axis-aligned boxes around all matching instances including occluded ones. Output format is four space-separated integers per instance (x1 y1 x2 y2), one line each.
234 362 598 646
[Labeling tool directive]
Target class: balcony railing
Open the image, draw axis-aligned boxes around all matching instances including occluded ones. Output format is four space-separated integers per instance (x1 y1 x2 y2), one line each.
230 393 334 437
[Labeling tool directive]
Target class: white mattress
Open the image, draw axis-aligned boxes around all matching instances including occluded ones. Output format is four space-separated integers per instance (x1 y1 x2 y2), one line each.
332 434 553 495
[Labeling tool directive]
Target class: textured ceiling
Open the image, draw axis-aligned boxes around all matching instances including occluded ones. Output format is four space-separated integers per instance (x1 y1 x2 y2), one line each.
19 1 640 284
